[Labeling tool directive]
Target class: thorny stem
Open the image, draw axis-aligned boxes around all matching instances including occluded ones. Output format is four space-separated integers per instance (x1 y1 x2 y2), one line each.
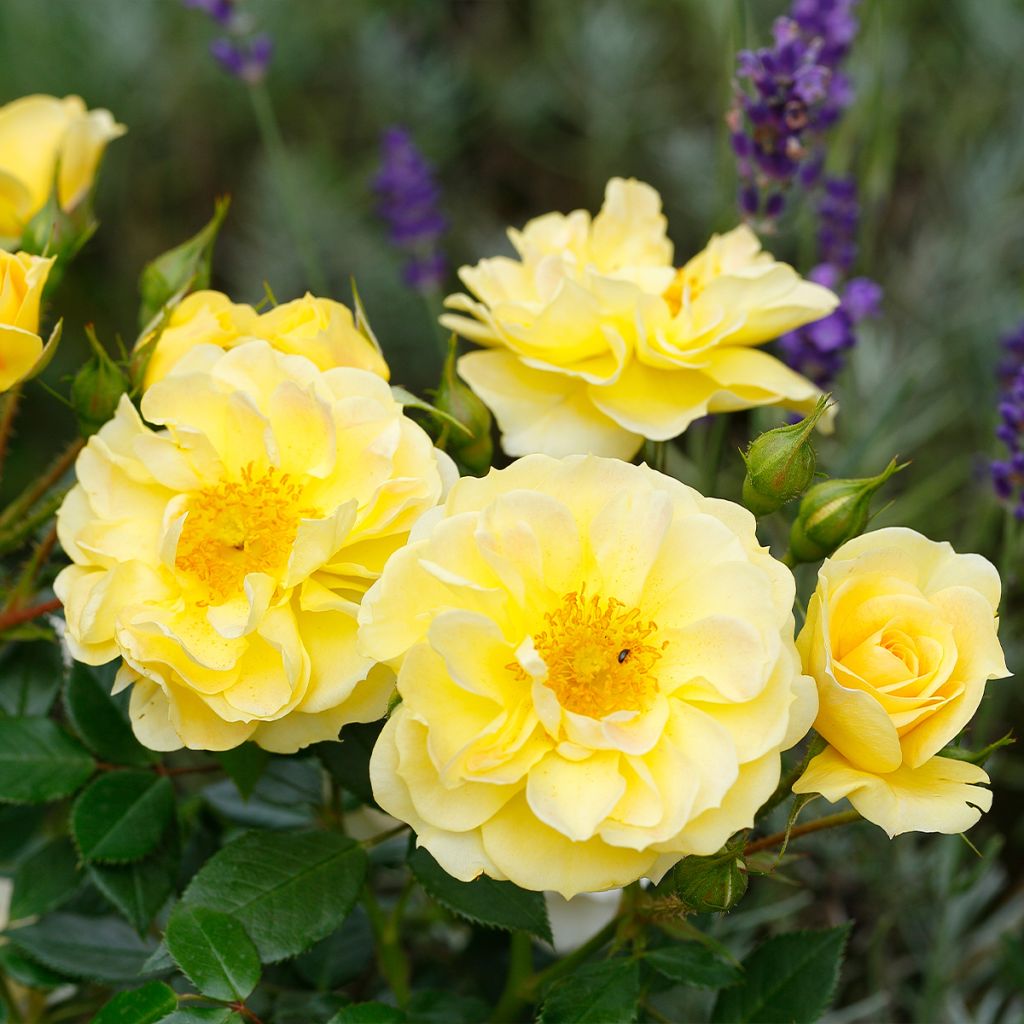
0 597 61 633
230 1003 266 1024
0 384 22 487
0 437 83 534
492 913 623 1022
7 523 58 610
744 808 861 856
491 931 534 1023
361 822 410 849
362 883 411 1008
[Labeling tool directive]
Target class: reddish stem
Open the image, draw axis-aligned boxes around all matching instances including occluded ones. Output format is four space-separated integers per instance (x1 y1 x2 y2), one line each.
0 597 61 632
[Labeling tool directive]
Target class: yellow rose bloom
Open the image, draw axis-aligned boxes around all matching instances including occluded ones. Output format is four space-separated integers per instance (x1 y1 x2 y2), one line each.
0 250 55 391
139 290 389 390
359 454 817 897
56 340 454 752
792 527 1010 836
441 178 838 460
0 95 125 242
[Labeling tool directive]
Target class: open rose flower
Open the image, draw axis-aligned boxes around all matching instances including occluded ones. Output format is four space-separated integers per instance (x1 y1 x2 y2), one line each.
360 454 816 898
0 94 124 243
793 528 1010 835
139 290 390 390
56 340 453 752
441 178 838 459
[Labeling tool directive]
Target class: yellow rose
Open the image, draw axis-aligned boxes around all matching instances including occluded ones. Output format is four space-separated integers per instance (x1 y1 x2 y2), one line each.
793 527 1010 835
0 95 125 242
359 455 816 897
441 178 837 460
139 291 388 390
56 340 454 752
254 294 390 381
0 250 55 391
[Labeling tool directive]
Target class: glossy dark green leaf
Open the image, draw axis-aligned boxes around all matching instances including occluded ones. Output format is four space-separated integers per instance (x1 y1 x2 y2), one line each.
8 912 159 983
409 847 552 942
0 945 70 989
646 942 741 990
295 905 373 990
0 717 95 804
214 742 269 798
406 991 489 1024
327 1004 406 1023
166 904 261 1001
89 825 179 932
181 829 367 962
0 641 63 717
72 770 174 863
711 924 852 1024
0 806 45 864
540 958 641 1024
64 661 153 766
203 757 320 830
10 836 82 919
158 1011 242 1024
92 980 178 1024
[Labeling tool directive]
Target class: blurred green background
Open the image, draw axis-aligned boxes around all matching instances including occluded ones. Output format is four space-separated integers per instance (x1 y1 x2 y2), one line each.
2 0 1023 1019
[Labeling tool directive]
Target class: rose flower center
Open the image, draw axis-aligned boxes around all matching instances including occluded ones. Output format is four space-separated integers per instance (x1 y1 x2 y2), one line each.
529 590 666 719
175 463 314 603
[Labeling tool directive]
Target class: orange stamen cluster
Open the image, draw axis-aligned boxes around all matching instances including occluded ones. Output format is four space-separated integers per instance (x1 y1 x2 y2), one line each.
522 589 666 719
175 463 315 603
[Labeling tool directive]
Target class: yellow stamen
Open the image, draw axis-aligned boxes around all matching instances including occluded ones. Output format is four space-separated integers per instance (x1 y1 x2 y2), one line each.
663 267 704 316
175 463 315 603
515 589 666 719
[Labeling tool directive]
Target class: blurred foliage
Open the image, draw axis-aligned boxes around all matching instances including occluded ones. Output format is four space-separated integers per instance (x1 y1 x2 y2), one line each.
1 0 1023 1019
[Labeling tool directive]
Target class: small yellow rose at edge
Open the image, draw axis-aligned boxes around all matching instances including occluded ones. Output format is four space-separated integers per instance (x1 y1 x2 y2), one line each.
793 526 1010 836
0 250 56 392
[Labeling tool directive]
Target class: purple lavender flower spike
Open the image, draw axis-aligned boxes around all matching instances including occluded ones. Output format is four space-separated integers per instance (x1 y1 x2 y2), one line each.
373 127 448 294
183 0 234 27
210 38 245 78
729 0 862 227
991 332 1024 516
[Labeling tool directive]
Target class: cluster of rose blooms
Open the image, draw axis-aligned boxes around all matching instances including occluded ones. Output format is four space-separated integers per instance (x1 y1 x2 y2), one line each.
0 93 1008 900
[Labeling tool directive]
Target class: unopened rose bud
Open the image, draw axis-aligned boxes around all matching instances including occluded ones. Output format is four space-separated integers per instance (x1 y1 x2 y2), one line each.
789 457 906 563
434 335 492 476
654 841 748 914
138 197 230 329
741 395 831 516
71 327 129 437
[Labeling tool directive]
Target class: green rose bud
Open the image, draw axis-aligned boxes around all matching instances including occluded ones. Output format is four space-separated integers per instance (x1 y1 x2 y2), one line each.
71 326 130 438
19 178 98 295
789 456 906 563
653 840 748 914
741 395 832 516
138 197 230 330
434 335 493 477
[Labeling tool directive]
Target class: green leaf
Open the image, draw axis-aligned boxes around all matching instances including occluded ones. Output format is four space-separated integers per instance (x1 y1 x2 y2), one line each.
406 991 489 1023
158 1011 242 1024
646 943 742 990
294 905 373 990
89 825 179 932
166 904 261 1001
214 742 269 798
539 958 641 1024
64 662 153 766
10 836 82 919
409 847 552 942
0 717 95 804
0 641 63 717
0 806 45 864
711 924 852 1024
181 830 368 962
72 770 174 863
8 912 160 983
92 980 178 1024
327 1005 406 1023
0 945 70 989
315 720 383 804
